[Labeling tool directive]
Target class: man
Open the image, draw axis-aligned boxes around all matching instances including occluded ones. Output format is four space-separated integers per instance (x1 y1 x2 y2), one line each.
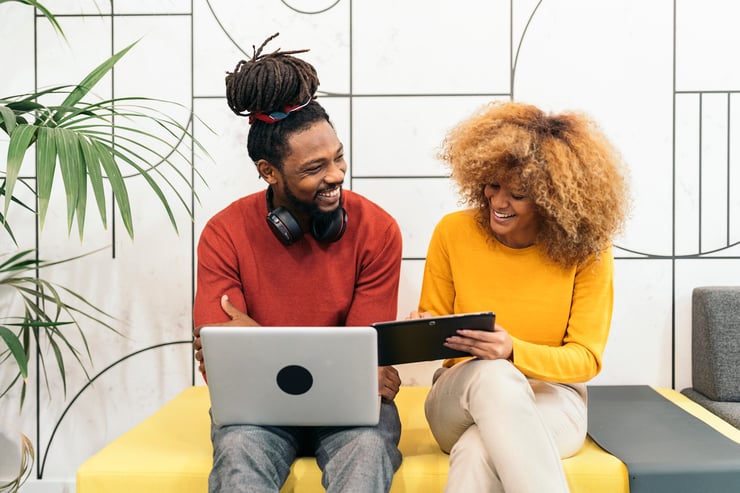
192 34 403 493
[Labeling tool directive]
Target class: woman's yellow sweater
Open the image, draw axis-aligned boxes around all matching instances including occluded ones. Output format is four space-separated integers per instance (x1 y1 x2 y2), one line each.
419 210 614 383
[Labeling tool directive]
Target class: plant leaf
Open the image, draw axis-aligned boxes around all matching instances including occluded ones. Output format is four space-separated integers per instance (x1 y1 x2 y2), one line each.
0 325 28 378
54 126 82 234
0 249 36 271
0 210 18 245
54 41 138 122
110 146 179 235
3 124 37 221
78 136 107 230
45 333 67 395
35 126 57 228
94 140 134 238
0 181 19 245
74 139 88 240
0 104 17 135
2 0 65 37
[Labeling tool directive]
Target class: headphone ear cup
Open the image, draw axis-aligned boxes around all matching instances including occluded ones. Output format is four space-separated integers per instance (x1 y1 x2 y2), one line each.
311 207 348 243
266 206 303 245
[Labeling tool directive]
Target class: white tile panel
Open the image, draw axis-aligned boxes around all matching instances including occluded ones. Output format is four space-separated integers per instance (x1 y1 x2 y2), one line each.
675 93 702 256
351 177 461 259
193 0 350 97
676 0 740 91
591 259 674 387
352 0 510 94
351 96 502 177
700 93 731 253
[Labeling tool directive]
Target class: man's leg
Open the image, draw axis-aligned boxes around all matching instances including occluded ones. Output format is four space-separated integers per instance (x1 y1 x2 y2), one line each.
313 400 402 493
209 414 301 493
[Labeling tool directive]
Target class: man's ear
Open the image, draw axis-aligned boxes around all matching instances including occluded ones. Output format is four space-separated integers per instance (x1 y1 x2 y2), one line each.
257 160 278 184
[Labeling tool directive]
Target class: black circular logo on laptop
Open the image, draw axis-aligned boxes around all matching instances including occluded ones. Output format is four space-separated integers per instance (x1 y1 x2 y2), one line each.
276 365 313 395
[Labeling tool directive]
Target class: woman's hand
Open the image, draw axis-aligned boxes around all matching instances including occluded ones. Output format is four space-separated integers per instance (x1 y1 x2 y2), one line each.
405 310 433 320
444 323 513 360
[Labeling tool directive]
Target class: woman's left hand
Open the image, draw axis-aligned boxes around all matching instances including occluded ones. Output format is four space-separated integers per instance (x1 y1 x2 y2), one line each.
444 323 513 360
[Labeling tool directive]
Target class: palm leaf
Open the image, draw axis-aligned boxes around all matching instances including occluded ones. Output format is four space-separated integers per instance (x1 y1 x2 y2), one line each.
0 325 27 378
4 98 204 239
0 104 17 134
94 141 134 237
54 126 85 235
3 124 37 220
0 249 120 406
35 126 57 226
0 429 34 492
0 179 28 244
53 42 137 122
0 0 64 38
78 136 107 231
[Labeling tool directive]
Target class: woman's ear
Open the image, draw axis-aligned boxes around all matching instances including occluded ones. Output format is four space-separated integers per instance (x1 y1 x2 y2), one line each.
257 160 278 184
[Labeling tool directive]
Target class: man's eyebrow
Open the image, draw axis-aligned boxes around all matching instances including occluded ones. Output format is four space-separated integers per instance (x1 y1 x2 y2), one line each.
298 156 327 169
297 144 344 170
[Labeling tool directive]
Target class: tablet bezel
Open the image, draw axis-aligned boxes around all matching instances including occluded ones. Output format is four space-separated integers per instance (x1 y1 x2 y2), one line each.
372 311 496 365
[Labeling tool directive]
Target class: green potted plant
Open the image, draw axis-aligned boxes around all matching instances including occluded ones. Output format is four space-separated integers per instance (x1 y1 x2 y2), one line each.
0 1 205 490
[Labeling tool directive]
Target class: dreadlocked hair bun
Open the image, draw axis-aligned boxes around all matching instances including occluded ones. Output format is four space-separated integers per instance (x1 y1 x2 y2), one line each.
225 32 319 117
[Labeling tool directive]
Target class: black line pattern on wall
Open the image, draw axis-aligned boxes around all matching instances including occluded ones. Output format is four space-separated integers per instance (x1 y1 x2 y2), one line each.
28 0 740 478
280 0 342 15
37 341 191 477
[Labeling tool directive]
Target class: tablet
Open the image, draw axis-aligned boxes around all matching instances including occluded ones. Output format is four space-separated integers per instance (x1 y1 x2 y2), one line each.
372 311 495 365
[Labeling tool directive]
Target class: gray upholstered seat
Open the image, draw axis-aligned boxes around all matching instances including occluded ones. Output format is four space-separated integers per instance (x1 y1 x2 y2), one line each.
681 286 740 428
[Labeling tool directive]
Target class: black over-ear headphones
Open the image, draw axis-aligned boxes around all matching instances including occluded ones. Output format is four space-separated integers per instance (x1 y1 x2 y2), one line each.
265 187 347 245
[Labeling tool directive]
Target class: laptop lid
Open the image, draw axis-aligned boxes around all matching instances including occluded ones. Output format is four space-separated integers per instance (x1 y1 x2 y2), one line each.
200 325 380 426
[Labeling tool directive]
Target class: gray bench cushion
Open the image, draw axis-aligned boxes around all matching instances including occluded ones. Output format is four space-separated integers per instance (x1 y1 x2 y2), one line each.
691 286 740 402
588 385 740 493
681 388 740 428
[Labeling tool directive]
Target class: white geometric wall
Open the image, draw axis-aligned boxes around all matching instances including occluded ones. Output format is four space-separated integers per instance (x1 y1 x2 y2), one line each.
1 1 738 491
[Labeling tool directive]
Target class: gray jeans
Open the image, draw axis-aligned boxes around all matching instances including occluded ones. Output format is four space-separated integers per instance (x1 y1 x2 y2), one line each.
208 400 402 493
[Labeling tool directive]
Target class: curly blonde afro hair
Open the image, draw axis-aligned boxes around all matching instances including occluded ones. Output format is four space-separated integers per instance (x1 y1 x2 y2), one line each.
439 101 630 268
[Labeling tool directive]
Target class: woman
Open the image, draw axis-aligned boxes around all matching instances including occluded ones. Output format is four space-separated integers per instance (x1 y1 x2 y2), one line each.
412 101 629 492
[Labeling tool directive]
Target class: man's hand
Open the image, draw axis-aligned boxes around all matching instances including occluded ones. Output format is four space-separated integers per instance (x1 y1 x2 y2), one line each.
193 295 259 374
218 295 259 326
378 365 401 402
373 310 430 400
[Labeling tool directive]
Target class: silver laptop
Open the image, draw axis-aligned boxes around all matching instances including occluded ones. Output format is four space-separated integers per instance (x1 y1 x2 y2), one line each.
200 325 380 426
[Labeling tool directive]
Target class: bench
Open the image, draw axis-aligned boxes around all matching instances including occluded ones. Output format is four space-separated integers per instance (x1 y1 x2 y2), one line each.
76 385 740 492
681 286 740 428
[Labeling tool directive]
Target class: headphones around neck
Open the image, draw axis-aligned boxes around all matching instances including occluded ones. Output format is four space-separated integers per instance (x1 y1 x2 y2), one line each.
265 187 347 245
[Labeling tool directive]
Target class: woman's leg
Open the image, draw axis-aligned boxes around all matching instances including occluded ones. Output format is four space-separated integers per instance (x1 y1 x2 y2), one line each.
425 359 586 493
445 424 504 492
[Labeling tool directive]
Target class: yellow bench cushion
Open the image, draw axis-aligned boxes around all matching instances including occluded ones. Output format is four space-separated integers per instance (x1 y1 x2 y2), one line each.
76 385 739 493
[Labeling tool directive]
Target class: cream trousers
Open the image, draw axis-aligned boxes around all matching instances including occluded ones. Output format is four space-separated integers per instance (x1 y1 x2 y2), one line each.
424 359 587 493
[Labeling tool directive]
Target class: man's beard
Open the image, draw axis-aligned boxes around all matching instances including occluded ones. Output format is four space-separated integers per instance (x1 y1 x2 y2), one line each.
282 181 343 228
